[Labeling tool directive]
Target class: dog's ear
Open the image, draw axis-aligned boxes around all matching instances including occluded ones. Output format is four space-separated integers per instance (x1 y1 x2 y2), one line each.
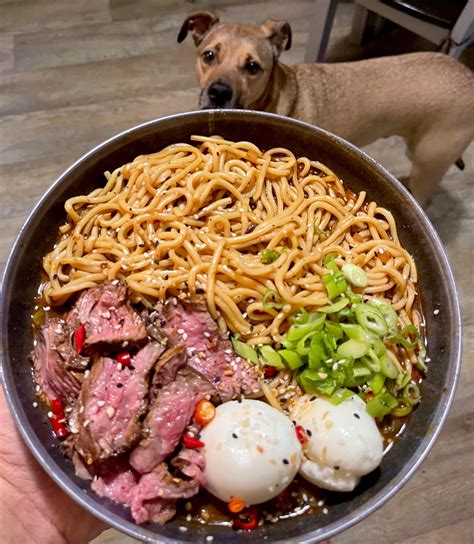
177 11 219 46
260 19 292 55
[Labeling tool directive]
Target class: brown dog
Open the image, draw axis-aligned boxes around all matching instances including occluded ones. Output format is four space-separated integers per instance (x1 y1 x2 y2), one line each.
178 11 474 205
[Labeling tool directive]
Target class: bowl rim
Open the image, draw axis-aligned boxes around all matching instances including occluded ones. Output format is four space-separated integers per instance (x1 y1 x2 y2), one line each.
0 109 462 543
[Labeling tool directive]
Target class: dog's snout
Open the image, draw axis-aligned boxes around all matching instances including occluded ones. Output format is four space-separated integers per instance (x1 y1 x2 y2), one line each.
207 82 233 107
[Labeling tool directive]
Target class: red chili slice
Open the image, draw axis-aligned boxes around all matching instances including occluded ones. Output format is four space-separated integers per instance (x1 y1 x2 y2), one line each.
233 506 259 530
73 324 86 354
51 398 65 417
50 417 69 439
182 434 205 449
295 425 308 444
116 352 132 366
263 365 277 378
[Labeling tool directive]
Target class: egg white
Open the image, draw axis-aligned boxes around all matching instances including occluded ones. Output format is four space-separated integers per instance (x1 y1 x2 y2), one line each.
200 399 302 504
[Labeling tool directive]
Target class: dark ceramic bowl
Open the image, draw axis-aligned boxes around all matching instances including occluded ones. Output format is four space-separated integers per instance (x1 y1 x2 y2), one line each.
0 110 461 543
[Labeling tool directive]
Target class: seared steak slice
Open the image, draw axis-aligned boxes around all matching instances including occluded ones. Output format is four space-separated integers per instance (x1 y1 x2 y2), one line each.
91 468 137 507
75 342 164 463
171 448 206 487
30 319 81 402
155 299 259 401
130 463 199 525
67 282 146 348
130 368 213 474
151 345 188 392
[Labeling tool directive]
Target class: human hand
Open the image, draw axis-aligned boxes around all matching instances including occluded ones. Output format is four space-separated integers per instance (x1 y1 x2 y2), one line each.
0 386 106 544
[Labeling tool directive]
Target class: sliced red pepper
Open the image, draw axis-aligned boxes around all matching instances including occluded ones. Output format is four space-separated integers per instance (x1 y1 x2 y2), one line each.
233 506 259 530
182 434 205 449
51 398 65 417
263 365 277 378
365 390 375 402
50 417 69 439
194 399 216 426
73 324 86 354
116 352 132 366
295 425 308 444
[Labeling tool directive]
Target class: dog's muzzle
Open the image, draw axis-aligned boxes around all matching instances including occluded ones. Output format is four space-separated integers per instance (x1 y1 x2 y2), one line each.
201 81 235 109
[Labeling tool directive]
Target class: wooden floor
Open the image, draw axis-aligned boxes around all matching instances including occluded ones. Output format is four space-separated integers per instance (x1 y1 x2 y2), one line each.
1 1 473 543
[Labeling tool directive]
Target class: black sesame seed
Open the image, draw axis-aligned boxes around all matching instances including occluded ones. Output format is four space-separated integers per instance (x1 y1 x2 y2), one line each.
310 396 316 401
354 413 360 419
128 365 135 371
116 383 123 388
280 397 287 403
154 240 159 246
117 171 121 177
138 243 145 248
282 459 289 465
196 288 205 294
334 466 340 470
153 259 160 265
306 429 312 437
292 420 296 426
232 433 238 439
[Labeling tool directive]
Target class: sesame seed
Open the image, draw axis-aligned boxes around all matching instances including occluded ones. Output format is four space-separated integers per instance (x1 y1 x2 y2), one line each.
354 413 360 419
117 363 123 371
232 433 238 439
97 400 105 407
318 500 325 507
179 526 187 533
182 332 188 340
47 411 53 418
186 514 192 522
203 331 211 338
106 406 115 418
282 459 289 465
322 508 328 514
433 309 440 315
206 537 214 542
177 328 185 334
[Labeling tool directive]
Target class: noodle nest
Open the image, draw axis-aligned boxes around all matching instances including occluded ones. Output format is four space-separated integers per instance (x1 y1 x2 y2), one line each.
43 135 420 348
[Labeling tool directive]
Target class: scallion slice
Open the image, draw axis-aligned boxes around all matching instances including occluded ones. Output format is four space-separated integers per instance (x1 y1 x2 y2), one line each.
342 263 368 287
231 336 259 365
262 289 285 309
355 304 389 337
259 345 285 369
337 339 370 359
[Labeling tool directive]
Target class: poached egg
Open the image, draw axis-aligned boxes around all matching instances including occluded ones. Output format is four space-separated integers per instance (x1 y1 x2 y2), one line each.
200 399 302 504
291 394 384 492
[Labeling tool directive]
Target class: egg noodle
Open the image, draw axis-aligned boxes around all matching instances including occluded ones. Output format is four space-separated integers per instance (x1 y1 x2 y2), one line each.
43 135 421 379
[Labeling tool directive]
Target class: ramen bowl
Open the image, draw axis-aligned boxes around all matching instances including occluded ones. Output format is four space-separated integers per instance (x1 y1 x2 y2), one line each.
0 110 461 543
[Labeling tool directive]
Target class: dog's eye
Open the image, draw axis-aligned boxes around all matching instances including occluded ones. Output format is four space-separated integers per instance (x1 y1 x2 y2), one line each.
244 60 262 75
202 50 215 64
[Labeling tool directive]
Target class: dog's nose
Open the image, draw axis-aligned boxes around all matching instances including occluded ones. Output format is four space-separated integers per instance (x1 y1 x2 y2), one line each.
207 82 233 107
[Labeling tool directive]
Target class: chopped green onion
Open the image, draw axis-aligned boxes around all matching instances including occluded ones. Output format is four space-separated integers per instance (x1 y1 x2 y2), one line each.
368 299 398 334
346 289 363 304
259 345 285 369
355 304 388 337
366 391 399 418
286 313 326 342
368 373 385 395
402 382 421 405
279 349 304 369
291 308 309 325
329 388 353 405
388 324 419 350
337 339 370 359
342 263 368 287
416 346 428 372
262 289 285 309
390 404 413 417
308 332 326 368
352 364 372 378
380 353 399 379
259 249 279 264
362 351 381 373
324 320 344 340
318 298 350 313
231 336 259 365
395 370 412 390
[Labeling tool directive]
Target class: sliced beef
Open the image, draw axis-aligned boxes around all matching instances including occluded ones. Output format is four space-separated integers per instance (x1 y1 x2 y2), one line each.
154 299 260 401
150 345 187 392
30 319 81 403
75 342 165 463
130 463 199 525
91 468 137 507
130 368 213 474
67 282 146 348
171 448 206 487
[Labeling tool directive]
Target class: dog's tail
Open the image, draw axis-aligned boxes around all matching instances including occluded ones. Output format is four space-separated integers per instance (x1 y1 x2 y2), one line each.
455 157 465 171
